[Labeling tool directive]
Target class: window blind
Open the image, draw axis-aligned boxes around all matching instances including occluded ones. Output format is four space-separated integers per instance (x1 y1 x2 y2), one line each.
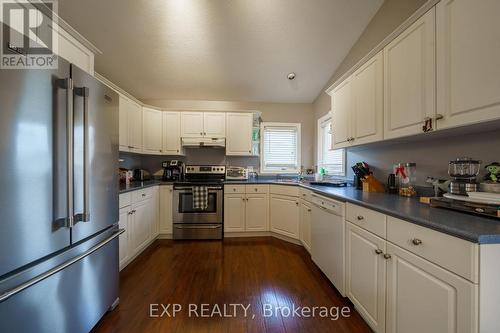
262 125 300 172
320 121 345 175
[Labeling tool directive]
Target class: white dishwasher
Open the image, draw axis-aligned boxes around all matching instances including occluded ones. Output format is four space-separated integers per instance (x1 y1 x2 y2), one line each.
310 193 346 296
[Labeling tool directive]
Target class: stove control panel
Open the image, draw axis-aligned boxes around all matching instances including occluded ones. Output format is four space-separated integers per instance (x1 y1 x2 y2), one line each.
185 165 226 174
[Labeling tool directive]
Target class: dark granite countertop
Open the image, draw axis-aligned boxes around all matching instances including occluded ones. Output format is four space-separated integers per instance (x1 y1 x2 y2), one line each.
119 180 173 193
119 179 500 244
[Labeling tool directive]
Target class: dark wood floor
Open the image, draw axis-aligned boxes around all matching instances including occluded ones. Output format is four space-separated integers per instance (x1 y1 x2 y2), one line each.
92 237 371 333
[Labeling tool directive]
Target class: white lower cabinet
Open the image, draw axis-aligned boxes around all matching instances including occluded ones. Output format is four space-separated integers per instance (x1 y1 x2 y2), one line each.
159 185 173 234
299 200 312 252
346 222 386 333
118 187 160 271
118 207 131 269
245 194 268 231
130 199 151 255
346 203 479 333
386 243 477 333
224 193 246 232
270 194 300 239
223 185 269 232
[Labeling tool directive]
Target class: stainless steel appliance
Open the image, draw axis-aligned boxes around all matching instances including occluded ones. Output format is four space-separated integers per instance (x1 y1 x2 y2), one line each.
448 157 481 195
173 165 225 239
162 160 184 181
0 44 121 333
225 166 248 180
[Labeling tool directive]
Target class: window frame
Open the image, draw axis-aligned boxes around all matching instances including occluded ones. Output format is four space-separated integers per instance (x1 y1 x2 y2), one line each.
260 122 301 174
317 113 346 177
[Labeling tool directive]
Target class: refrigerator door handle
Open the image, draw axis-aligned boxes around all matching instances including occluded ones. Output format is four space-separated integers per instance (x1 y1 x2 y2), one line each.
74 86 90 223
0 228 124 303
64 78 75 228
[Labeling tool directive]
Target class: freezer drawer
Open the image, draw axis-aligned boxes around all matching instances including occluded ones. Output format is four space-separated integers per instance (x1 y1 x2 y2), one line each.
0 228 120 333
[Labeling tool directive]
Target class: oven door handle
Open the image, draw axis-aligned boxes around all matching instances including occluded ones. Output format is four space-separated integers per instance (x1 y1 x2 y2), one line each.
174 186 222 191
174 225 222 229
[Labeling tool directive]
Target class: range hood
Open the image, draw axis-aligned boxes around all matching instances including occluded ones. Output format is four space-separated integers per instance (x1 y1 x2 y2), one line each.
181 137 226 148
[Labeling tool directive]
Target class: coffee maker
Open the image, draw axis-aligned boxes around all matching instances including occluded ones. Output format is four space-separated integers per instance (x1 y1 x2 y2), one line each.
162 160 184 181
448 157 481 195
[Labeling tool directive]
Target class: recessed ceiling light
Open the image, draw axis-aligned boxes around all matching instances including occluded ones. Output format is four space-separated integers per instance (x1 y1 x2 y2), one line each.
287 72 296 80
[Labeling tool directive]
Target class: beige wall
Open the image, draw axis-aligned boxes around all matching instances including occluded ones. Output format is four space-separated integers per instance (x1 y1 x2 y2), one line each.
142 99 315 170
312 0 427 162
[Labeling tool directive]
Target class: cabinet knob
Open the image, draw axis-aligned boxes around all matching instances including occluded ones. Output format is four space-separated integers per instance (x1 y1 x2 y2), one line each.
307 209 311 212
383 254 392 260
142 193 146 197
296 202 299 206
411 238 422 246
233 188 236 191
254 188 258 192
200 132 203 135
357 215 364 221
374 249 383 255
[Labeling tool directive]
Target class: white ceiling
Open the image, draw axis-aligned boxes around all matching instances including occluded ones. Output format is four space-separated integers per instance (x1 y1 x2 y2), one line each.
59 0 383 103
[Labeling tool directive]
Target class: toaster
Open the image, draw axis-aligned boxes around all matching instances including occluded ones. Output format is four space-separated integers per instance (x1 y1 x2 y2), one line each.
225 167 248 180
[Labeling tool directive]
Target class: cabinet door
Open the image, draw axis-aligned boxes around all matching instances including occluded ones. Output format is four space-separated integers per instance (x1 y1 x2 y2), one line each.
384 8 435 139
203 112 226 137
386 243 477 333
436 0 500 129
127 102 143 152
245 193 268 231
224 194 246 232
352 51 383 145
346 223 386 333
181 112 204 137
299 201 312 252
142 107 163 154
149 187 159 239
226 113 253 156
270 195 299 239
159 186 173 234
162 112 182 155
118 96 129 151
118 207 130 270
331 77 353 149
130 200 151 255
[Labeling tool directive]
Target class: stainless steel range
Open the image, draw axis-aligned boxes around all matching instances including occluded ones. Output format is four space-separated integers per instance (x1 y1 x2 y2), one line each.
173 165 225 240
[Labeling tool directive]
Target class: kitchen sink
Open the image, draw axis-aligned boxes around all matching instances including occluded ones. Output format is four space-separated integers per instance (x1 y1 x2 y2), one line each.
308 181 347 187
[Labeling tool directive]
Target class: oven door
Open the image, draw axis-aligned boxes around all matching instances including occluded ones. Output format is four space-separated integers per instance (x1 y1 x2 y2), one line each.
173 186 223 224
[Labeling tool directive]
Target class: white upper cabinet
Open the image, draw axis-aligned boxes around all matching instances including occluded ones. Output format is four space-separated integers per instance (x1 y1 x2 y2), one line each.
162 112 182 155
203 112 226 137
118 96 129 152
226 113 253 156
127 101 143 153
180 112 226 138
142 107 163 154
352 51 384 145
436 0 500 129
181 112 204 137
383 8 436 139
331 77 353 149
119 95 142 153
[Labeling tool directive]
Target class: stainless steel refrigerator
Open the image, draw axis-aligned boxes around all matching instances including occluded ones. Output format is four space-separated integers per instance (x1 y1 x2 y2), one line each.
0 51 121 331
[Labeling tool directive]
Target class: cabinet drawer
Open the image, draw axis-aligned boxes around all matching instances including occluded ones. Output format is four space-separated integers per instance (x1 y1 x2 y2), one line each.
131 187 154 202
224 185 245 194
270 184 299 197
245 184 268 194
299 189 313 202
119 192 131 208
387 216 479 282
346 203 386 238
